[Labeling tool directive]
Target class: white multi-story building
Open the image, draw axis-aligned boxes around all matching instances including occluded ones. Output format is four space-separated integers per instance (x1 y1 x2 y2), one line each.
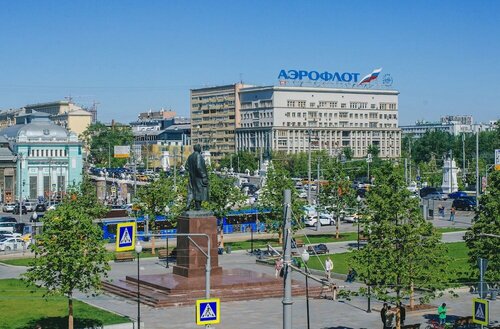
236 86 401 158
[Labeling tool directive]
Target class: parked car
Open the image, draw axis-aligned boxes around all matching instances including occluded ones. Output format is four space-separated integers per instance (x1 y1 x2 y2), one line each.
452 198 476 211
298 190 308 199
0 222 16 233
0 237 26 251
307 243 329 255
34 204 47 213
24 201 35 212
2 203 15 212
422 192 448 200
448 191 468 199
13 204 28 215
0 217 16 223
304 213 336 227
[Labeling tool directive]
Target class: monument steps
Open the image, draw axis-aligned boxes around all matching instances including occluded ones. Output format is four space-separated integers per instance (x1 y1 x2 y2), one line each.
102 278 325 308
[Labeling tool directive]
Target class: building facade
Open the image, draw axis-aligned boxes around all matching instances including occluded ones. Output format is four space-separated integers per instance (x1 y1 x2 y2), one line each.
0 117 83 201
190 83 250 160
401 116 497 138
236 86 401 159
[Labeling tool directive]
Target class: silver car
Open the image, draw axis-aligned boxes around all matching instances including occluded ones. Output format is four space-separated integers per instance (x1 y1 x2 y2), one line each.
2 203 15 212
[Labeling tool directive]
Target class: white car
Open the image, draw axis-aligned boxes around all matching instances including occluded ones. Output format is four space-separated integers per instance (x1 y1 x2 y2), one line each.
2 203 15 212
342 212 359 223
298 190 308 199
24 202 35 212
304 213 336 226
0 237 26 251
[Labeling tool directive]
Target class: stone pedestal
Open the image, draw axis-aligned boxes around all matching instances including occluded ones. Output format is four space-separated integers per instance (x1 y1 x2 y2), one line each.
172 211 222 278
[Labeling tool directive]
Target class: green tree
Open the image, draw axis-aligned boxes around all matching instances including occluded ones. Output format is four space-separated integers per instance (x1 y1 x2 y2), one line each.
218 151 258 173
465 170 500 283
23 186 110 329
204 172 246 247
258 162 304 242
80 122 134 168
350 162 448 311
136 174 187 253
367 144 380 158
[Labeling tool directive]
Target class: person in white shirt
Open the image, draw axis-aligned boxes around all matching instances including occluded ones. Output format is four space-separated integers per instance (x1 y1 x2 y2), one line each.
325 257 333 280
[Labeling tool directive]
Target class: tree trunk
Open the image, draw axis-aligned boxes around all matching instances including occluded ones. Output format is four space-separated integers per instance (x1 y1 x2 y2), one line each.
278 228 283 244
151 236 156 255
410 281 415 309
68 296 74 329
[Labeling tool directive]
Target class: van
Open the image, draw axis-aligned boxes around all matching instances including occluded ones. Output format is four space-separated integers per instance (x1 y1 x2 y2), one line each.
0 222 16 233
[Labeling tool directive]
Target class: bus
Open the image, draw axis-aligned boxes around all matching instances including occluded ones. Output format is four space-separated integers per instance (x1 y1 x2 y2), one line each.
97 215 176 242
219 208 271 234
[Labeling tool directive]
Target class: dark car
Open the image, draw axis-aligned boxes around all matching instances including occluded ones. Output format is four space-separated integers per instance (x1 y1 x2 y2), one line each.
419 187 439 198
34 204 47 212
448 191 468 199
307 243 329 255
0 217 16 223
452 198 475 211
12 204 27 215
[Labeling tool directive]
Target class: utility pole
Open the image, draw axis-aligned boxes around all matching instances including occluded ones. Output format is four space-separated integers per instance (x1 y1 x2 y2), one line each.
307 129 312 205
462 133 466 185
316 157 320 232
476 127 480 208
282 189 292 329
449 150 453 193
409 139 412 182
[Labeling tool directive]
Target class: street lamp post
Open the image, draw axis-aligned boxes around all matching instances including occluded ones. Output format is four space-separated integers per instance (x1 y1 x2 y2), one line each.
135 241 143 329
356 195 361 250
301 250 311 329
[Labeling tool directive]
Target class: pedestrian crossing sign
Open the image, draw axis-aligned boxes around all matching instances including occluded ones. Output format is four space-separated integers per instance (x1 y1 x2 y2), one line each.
115 223 136 252
195 298 220 325
472 298 488 325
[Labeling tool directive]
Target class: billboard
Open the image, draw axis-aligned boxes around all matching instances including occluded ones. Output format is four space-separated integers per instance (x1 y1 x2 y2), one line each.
114 145 130 159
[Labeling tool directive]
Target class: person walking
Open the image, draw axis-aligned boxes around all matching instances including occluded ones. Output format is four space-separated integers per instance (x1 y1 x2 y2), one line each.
386 306 395 329
438 204 445 218
449 206 456 224
438 303 447 326
398 302 406 328
275 258 283 278
381 303 388 329
325 257 333 281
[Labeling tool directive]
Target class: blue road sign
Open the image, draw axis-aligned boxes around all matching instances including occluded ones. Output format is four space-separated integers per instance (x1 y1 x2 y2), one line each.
115 223 136 252
472 298 488 325
196 298 220 325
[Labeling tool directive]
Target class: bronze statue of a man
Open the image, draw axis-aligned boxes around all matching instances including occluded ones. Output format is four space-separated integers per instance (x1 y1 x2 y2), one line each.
186 144 209 210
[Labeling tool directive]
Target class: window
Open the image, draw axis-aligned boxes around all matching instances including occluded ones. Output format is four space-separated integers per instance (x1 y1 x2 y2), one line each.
330 101 337 108
298 101 306 108
287 100 295 107
341 103 346 108
318 101 327 108
309 102 315 107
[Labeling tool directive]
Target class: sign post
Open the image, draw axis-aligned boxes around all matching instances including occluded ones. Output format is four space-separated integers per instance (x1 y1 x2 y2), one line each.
195 298 220 326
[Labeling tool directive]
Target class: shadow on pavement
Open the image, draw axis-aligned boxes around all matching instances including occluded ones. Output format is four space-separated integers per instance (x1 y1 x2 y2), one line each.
21 317 104 329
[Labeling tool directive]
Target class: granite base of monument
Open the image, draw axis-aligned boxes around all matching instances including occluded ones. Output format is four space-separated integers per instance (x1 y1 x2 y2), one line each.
172 211 222 277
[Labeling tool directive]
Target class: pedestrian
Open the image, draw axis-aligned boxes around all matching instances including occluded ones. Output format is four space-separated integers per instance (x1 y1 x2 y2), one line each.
345 267 357 283
438 303 447 326
398 302 406 327
255 217 260 234
438 204 445 218
449 206 456 224
381 303 388 329
386 306 395 329
275 258 283 278
325 257 333 281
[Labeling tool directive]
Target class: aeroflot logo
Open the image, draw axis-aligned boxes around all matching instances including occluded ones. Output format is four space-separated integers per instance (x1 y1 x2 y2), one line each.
278 69 361 83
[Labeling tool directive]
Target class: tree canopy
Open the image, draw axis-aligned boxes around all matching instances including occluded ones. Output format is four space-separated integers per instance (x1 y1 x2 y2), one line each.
465 170 500 283
23 183 110 329
80 122 134 168
350 162 448 307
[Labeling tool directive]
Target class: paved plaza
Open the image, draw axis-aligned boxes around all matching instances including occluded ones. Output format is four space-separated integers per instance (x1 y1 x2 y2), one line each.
1 220 498 329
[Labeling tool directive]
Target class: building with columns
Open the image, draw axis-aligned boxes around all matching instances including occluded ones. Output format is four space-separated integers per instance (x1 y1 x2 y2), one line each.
0 116 83 201
235 85 401 159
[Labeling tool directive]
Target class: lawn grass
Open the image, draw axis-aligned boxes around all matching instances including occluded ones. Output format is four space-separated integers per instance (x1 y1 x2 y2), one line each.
0 279 130 329
304 242 473 285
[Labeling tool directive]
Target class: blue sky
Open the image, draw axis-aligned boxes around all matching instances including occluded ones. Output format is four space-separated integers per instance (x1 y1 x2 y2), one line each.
1 1 499 125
